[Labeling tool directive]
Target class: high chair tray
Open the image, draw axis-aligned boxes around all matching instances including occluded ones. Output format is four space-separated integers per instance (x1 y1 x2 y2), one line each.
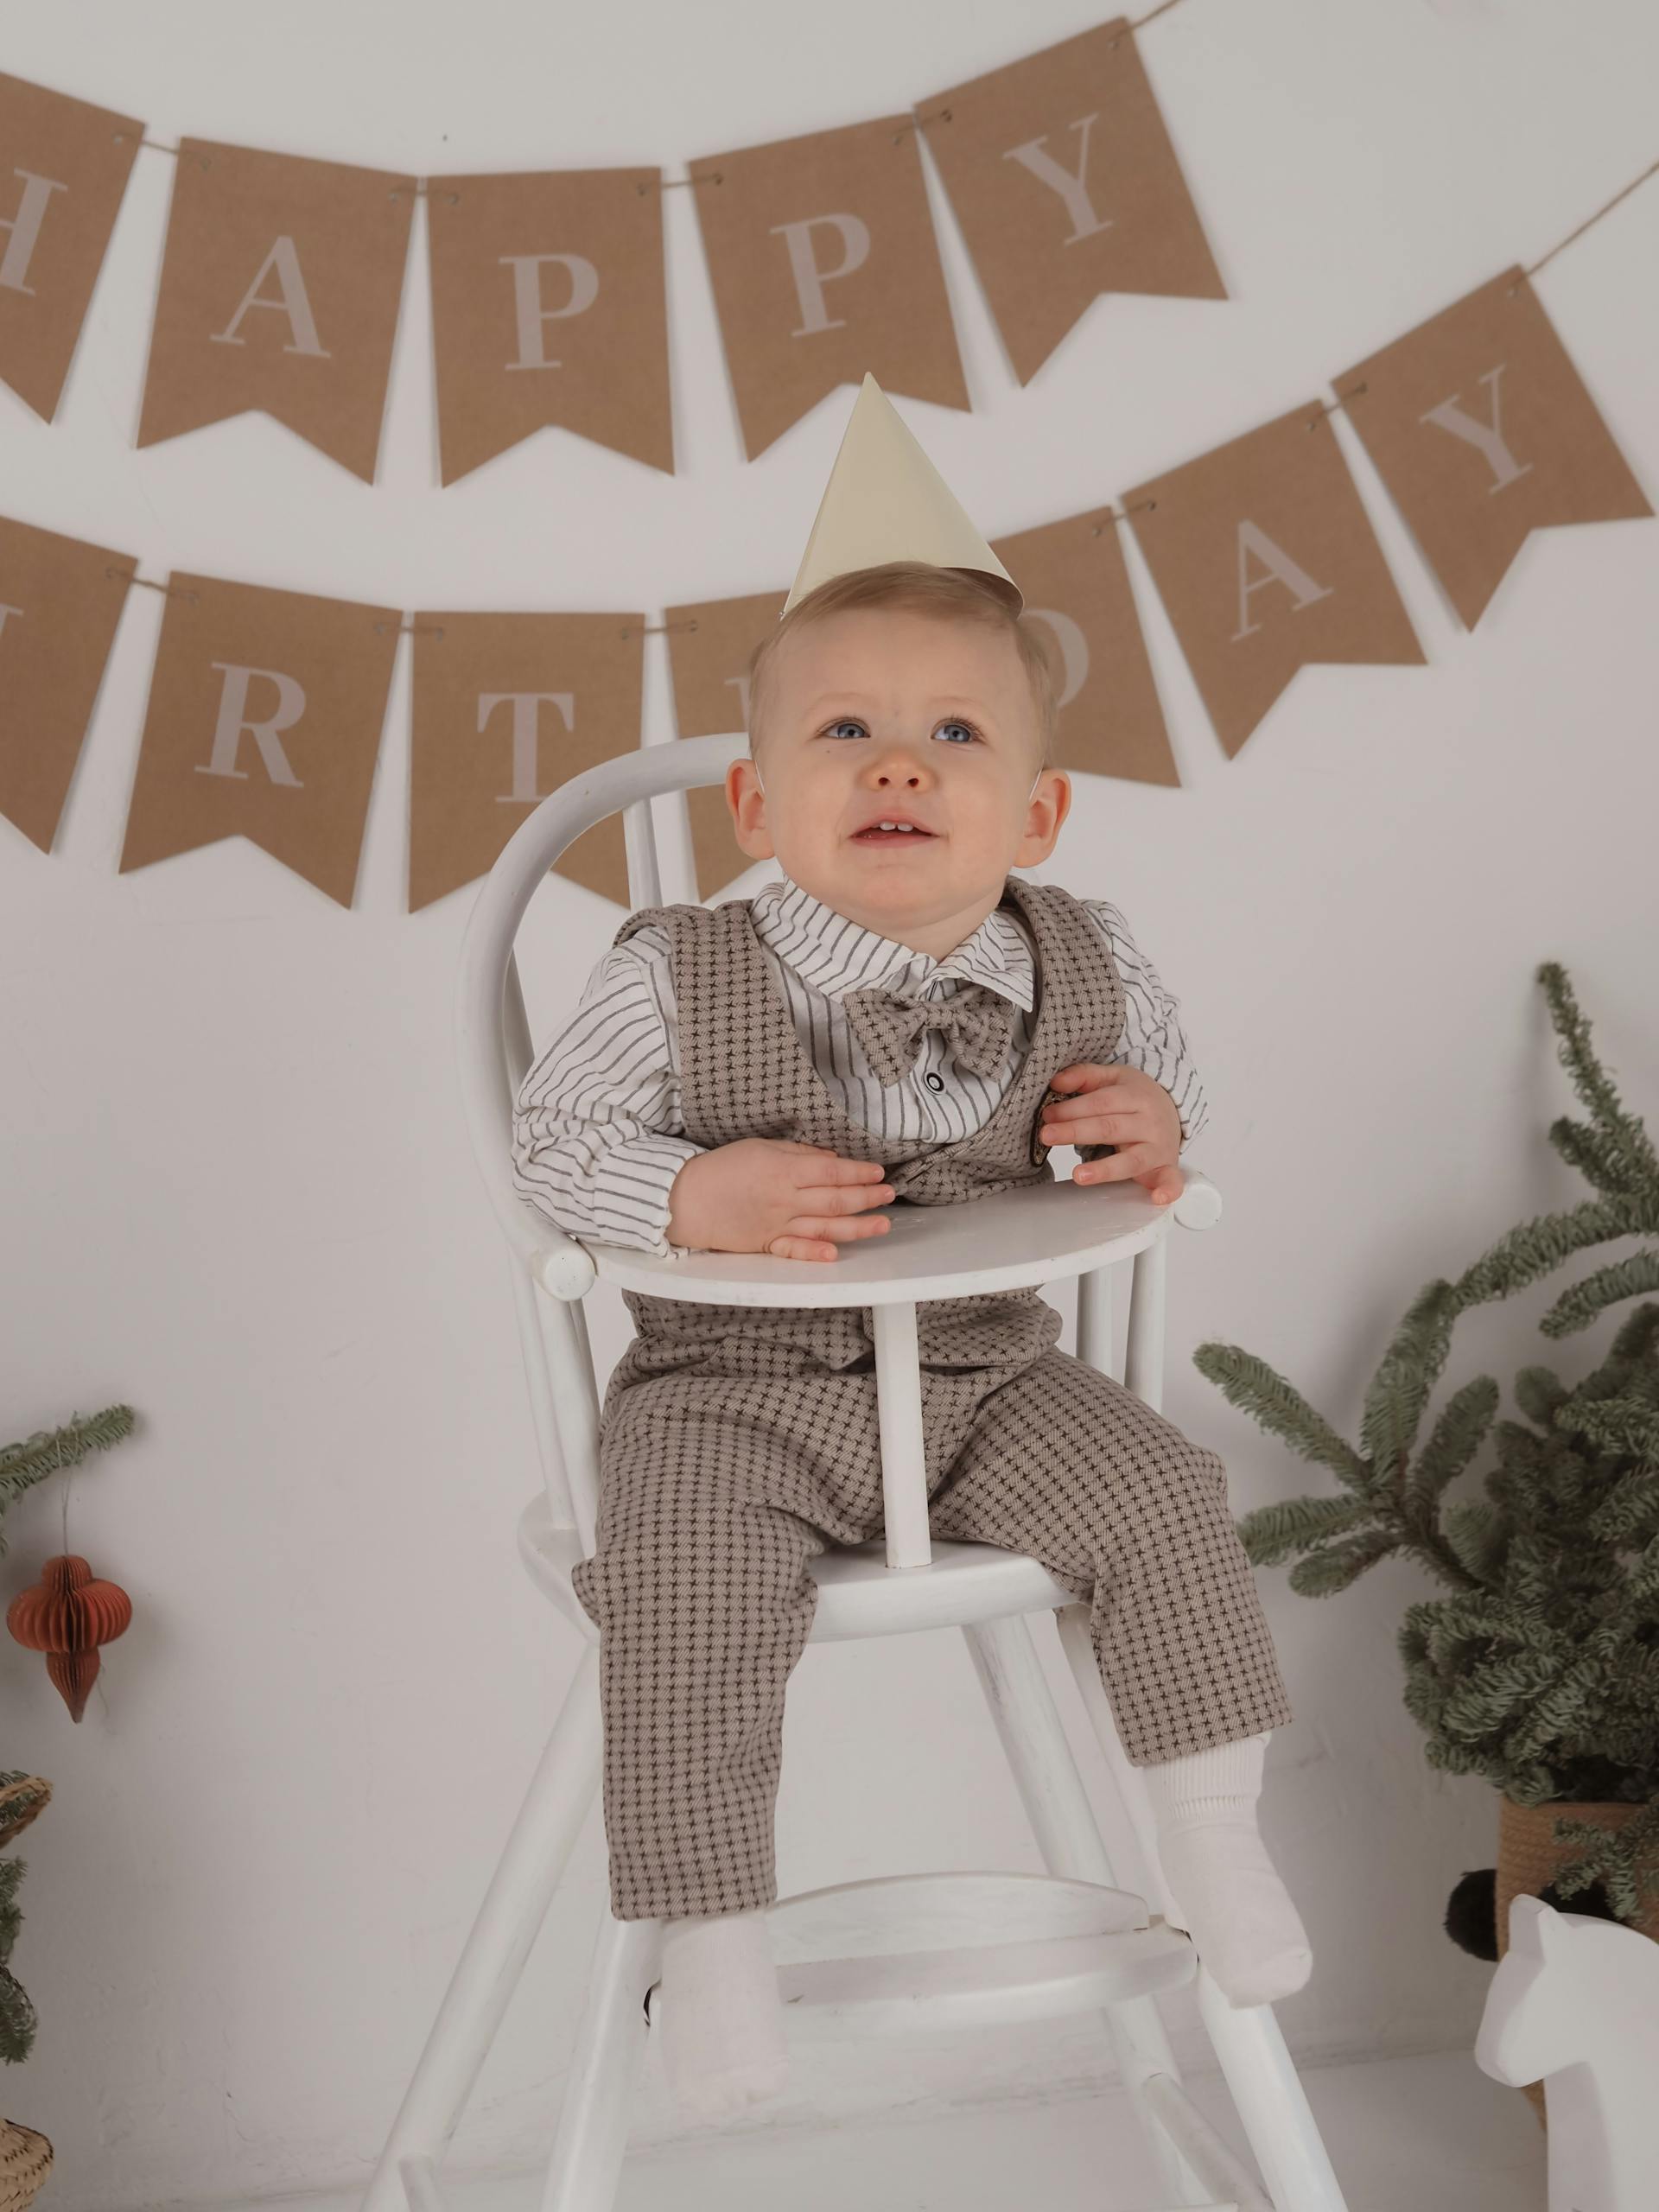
548 1170 1217 1310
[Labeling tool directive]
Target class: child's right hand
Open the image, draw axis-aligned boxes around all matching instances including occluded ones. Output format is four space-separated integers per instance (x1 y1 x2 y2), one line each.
666 1140 894 1262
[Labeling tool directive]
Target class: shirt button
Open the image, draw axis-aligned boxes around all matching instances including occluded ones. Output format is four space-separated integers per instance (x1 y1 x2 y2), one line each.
925 1071 944 1091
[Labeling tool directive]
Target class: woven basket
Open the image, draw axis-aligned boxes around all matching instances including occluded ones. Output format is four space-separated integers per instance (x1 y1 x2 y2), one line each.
0 1780 50 1853
1495 1795 1659 2127
0 2120 52 2211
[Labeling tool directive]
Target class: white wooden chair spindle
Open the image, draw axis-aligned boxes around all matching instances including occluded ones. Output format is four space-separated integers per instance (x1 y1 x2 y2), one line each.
360 733 1350 2212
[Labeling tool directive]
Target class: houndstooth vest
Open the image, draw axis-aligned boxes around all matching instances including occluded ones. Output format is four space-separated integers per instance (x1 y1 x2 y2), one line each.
606 871 1126 1370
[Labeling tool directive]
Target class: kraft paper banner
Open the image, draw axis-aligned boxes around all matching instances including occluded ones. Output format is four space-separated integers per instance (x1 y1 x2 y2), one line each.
428 167 672 486
1332 265 1654 630
0 73 145 422
137 139 416 481
690 116 967 461
119 572 401 905
918 18 1224 388
990 505 1179 785
1122 401 1427 759
408 610 645 912
0 513 137 851
663 587 787 899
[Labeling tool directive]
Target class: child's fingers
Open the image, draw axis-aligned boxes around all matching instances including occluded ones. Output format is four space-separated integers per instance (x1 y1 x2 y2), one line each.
797 1177 894 1214
1073 1141 1154 1184
770 1213 893 1262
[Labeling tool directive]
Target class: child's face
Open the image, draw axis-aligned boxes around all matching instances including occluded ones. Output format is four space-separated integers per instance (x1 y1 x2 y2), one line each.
727 606 1070 953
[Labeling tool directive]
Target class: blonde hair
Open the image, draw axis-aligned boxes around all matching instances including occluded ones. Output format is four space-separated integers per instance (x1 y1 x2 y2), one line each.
747 560 1057 782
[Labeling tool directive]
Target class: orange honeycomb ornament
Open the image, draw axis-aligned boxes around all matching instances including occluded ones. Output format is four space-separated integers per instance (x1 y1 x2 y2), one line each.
7 1555 132 1723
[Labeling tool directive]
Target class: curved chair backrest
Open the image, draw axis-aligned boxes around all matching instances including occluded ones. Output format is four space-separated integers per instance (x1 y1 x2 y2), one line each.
455 733 748 1534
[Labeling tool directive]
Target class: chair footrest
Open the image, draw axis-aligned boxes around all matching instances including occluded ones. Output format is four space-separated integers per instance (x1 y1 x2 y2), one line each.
777 1921 1195 2036
731 1869 1195 2037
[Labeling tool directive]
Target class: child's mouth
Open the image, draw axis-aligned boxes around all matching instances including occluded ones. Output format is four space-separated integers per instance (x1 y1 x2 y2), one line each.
852 826 938 843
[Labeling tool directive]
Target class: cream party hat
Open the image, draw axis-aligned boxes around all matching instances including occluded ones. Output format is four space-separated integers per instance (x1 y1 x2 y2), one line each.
782 372 1022 616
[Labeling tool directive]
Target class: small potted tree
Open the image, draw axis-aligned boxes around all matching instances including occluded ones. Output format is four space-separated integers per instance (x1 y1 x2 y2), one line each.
1192 964 1659 2124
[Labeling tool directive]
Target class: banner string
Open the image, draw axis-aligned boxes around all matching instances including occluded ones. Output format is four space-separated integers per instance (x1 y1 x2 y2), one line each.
99 567 708 641
101 61 1654 575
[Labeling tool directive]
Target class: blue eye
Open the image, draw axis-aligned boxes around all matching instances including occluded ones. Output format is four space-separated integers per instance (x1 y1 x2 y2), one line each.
825 717 980 745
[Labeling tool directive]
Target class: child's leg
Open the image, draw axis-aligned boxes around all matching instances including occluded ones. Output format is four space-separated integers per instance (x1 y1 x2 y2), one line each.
927 1348 1309 2005
570 1376 876 2117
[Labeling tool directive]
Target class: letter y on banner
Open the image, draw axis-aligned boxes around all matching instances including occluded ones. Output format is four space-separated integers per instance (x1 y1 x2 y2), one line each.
1332 265 1652 629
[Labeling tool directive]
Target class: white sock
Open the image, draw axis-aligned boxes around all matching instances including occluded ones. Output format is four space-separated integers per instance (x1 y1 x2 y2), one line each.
1140 1731 1313 2009
657 1906 790 2124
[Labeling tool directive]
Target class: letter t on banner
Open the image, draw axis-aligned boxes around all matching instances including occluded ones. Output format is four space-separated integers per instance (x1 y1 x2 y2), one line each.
407 611 646 911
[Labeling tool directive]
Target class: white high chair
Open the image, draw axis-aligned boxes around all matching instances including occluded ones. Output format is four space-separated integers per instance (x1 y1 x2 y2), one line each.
362 734 1351 2212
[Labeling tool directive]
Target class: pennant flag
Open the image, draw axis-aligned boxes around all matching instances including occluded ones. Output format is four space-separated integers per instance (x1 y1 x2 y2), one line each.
119 572 400 904
408 609 645 912
1332 265 1653 629
0 73 145 421
1122 401 1427 758
989 505 1179 785
918 18 1225 386
137 138 416 481
663 587 787 899
428 166 672 485
0 512 137 851
690 115 966 461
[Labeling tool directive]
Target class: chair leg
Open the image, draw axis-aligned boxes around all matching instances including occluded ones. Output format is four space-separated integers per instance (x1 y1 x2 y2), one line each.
1052 1604 1351 2212
538 1913 663 2212
360 1643 603 2212
1190 1977 1350 2212
960 1614 1213 2209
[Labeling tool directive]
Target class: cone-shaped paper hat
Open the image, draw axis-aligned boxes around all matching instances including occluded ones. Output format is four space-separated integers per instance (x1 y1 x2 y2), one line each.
783 373 1022 617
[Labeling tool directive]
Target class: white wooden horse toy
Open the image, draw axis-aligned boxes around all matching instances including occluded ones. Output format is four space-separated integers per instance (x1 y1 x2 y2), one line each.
1474 1892 1659 2212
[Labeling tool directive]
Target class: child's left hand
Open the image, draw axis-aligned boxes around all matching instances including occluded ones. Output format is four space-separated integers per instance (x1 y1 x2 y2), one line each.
1039 1063 1186 1206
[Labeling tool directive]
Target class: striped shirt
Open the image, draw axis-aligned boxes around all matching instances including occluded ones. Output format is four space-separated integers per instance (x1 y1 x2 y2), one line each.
511 874 1210 1259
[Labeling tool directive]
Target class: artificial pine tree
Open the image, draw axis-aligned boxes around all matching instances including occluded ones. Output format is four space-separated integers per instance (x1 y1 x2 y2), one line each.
1193 963 1659 1923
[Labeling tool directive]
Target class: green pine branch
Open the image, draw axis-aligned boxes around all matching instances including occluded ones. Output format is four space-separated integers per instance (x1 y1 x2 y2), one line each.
1194 963 1659 1923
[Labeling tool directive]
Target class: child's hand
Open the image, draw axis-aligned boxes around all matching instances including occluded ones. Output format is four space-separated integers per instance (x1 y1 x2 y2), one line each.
1039 1063 1186 1207
667 1140 894 1262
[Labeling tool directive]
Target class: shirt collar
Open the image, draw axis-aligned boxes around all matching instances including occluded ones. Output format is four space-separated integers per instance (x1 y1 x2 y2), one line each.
750 874 1036 1014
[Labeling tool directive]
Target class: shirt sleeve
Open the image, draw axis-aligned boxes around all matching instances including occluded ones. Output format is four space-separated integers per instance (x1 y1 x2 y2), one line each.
510 925 710 1259
1077 899 1211 1155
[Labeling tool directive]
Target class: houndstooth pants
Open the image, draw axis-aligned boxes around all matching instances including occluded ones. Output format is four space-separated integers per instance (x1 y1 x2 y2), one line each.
570 1308 1294 1922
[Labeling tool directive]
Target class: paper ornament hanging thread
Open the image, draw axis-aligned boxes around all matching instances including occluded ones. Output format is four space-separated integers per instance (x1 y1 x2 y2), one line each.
7 1556 132 1723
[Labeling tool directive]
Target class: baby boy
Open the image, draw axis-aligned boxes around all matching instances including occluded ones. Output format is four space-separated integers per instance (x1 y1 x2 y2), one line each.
512 470 1311 2127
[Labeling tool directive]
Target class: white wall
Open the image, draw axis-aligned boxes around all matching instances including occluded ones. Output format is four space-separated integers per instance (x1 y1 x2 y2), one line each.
3 1 1656 2204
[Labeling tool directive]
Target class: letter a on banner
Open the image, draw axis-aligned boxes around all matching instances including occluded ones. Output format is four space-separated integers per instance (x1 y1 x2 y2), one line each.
137 140 416 481
1122 401 1427 758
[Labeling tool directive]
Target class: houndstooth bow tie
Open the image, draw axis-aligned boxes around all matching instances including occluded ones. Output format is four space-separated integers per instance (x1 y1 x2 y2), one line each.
842 982 1018 1086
